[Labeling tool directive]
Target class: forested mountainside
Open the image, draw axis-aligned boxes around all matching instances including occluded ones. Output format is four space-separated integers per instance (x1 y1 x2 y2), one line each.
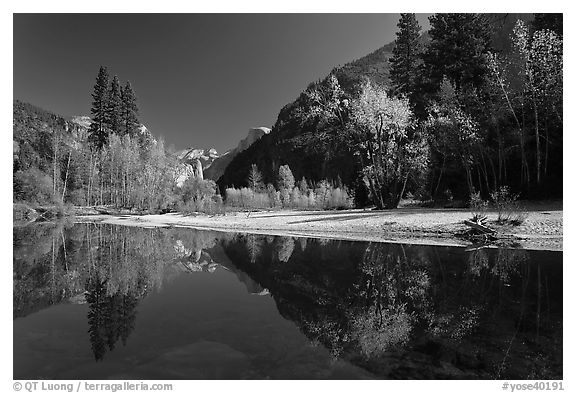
219 13 561 205
14 14 561 213
13 97 168 210
13 100 84 174
216 39 404 193
13 97 270 214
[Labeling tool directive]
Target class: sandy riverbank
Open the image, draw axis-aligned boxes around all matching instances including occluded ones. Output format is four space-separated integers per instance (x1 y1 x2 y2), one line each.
75 206 563 251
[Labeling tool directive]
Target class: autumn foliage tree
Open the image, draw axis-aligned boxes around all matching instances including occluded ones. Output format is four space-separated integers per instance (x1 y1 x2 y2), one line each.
425 81 481 197
247 164 264 191
349 81 428 209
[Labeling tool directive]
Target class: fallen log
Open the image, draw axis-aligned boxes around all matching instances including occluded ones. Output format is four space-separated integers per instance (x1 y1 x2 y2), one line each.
464 219 495 234
93 207 112 215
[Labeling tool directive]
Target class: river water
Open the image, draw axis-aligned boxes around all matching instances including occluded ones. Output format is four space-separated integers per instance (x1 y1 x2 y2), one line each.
13 222 562 379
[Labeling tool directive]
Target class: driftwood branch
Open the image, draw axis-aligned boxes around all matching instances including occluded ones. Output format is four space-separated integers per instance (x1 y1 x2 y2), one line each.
464 219 495 234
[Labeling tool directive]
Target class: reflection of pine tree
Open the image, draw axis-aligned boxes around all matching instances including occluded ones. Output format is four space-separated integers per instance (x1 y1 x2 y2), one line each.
104 294 122 351
117 294 138 346
85 276 140 361
85 277 108 361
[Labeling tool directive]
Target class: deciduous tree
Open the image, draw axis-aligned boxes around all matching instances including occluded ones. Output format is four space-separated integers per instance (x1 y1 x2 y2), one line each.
247 164 264 191
350 81 428 208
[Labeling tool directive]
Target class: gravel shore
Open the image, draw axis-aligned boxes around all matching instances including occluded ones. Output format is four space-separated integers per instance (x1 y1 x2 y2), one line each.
76 207 563 251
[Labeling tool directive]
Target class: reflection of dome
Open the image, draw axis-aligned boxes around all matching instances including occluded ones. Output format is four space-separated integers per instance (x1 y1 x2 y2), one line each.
252 288 270 296
179 250 218 273
68 292 88 304
173 240 191 257
184 262 203 272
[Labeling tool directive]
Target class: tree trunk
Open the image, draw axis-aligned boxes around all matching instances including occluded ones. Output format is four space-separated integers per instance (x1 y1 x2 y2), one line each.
53 135 58 198
87 152 93 206
61 150 72 203
399 174 409 203
433 154 446 198
544 115 549 176
367 140 385 209
494 63 529 185
533 94 541 185
463 160 474 197
520 96 530 186
494 116 504 186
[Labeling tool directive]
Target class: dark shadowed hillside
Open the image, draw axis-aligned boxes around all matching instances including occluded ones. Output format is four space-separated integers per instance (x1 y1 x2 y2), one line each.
218 14 536 197
217 32 423 193
13 100 86 175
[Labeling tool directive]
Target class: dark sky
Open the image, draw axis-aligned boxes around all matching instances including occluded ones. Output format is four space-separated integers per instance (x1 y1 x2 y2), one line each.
14 14 431 153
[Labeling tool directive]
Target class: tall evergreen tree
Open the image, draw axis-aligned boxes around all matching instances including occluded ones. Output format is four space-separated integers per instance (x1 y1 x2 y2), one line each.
389 13 422 103
531 13 562 37
423 14 493 92
88 66 110 149
107 75 122 135
121 81 139 137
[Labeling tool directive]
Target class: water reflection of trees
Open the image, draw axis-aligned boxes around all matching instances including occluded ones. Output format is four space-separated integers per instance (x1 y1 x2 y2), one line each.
221 236 562 379
85 277 139 361
80 224 161 360
14 223 226 361
350 243 429 358
14 224 561 378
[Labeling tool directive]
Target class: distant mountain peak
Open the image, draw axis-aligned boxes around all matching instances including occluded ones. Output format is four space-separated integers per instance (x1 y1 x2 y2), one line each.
250 127 271 134
69 115 153 140
177 147 220 163
203 127 270 181
70 115 92 129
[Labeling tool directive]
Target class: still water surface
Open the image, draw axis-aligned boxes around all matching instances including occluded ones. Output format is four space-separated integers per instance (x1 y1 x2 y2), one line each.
13 222 562 379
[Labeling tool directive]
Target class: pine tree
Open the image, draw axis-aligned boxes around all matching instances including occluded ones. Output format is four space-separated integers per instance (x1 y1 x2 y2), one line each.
121 81 139 137
88 66 110 149
107 75 122 135
423 14 492 92
389 13 422 103
531 14 562 37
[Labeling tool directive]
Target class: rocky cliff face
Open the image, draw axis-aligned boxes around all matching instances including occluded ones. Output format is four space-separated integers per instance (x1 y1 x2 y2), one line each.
175 148 218 186
69 115 155 142
237 127 271 152
175 160 204 187
204 127 270 181
175 127 271 185
177 148 219 169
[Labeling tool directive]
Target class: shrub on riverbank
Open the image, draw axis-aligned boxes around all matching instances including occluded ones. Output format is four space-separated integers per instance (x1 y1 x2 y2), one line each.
176 178 224 215
490 186 527 225
224 181 353 211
